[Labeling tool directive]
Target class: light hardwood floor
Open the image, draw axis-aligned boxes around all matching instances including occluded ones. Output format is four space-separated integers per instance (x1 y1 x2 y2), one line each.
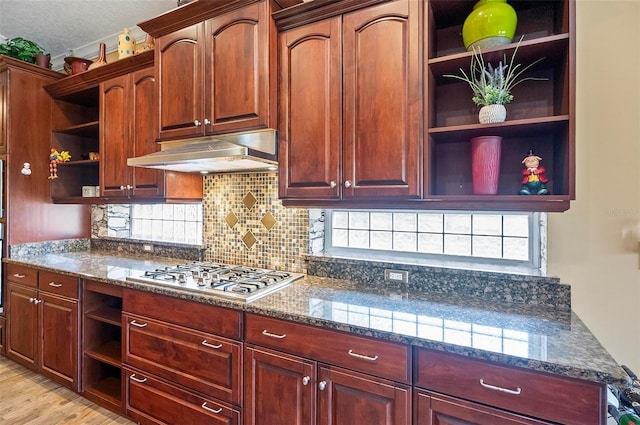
0 356 135 425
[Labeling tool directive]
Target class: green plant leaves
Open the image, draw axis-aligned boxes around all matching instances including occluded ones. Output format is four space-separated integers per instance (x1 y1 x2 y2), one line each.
0 37 45 64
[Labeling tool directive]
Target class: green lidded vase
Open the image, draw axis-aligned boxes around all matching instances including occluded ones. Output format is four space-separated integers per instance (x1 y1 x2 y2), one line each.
462 0 517 51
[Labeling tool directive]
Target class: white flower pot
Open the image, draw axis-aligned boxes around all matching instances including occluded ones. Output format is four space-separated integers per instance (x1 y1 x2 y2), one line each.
479 104 507 124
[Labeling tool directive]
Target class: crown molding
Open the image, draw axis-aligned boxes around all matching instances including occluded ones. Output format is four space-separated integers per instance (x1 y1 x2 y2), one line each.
50 26 149 72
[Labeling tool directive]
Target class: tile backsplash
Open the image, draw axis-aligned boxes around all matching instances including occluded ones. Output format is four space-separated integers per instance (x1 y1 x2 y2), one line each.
202 173 309 273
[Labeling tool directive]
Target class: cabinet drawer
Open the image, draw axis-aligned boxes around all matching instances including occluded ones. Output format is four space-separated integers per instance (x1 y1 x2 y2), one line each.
125 367 241 425
38 271 79 299
124 313 242 405
245 314 411 384
414 348 605 425
124 289 242 339
6 264 38 287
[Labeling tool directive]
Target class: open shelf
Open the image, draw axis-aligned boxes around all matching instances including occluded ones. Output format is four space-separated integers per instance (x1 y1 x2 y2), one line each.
52 121 100 137
85 340 122 367
85 306 122 327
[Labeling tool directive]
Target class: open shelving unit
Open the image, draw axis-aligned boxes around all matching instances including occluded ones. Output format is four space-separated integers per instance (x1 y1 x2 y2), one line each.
82 280 124 414
424 0 575 211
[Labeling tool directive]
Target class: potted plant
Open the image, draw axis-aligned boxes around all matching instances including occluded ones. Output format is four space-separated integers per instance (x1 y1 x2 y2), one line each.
445 37 546 124
0 37 48 66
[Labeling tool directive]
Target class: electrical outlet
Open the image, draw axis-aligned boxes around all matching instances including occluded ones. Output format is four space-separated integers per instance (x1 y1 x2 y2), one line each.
143 244 154 253
384 269 409 283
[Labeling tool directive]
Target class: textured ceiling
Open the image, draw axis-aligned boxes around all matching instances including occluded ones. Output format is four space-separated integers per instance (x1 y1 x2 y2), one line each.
0 0 177 60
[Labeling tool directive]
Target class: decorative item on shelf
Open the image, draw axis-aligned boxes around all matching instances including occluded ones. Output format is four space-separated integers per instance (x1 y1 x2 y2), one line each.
0 37 47 65
518 149 549 195
35 53 51 69
88 152 100 161
444 36 546 124
48 149 70 180
135 34 154 53
471 136 502 195
118 28 136 59
63 56 93 75
462 0 517 51
87 43 108 70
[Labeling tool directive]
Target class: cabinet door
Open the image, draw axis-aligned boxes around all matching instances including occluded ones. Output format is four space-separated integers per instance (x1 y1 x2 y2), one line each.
6 283 38 369
318 365 410 425
205 1 272 134
244 345 315 425
342 0 421 198
278 17 342 200
40 291 79 390
100 74 131 197
130 67 163 198
0 70 7 154
415 390 553 425
156 23 205 140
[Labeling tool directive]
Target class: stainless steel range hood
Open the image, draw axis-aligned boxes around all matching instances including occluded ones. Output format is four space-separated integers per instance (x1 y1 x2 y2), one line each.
127 129 278 173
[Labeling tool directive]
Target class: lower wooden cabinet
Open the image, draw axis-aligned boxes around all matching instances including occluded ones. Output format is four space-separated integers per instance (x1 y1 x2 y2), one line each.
6 265 80 390
125 367 241 425
415 390 554 425
0 315 5 355
244 344 411 425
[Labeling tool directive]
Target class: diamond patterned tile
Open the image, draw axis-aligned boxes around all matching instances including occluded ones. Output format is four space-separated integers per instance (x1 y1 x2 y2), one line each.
261 212 277 231
242 191 257 210
242 230 257 249
225 211 239 228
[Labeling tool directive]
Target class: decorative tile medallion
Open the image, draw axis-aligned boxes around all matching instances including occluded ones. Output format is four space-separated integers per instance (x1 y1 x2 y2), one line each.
261 212 277 231
242 230 257 249
242 191 257 210
225 211 239 229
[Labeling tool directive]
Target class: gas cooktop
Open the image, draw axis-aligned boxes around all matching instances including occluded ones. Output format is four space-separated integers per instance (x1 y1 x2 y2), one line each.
125 261 304 303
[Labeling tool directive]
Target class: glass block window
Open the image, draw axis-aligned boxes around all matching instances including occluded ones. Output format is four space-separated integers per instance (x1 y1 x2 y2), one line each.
107 204 203 245
327 210 542 270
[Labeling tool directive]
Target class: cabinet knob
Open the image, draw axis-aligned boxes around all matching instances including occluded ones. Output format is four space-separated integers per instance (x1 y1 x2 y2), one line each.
330 181 337 188
194 120 202 127
29 297 36 303
302 376 310 386
344 180 352 188
120 185 126 190
318 380 327 391
204 118 211 125
34 299 42 304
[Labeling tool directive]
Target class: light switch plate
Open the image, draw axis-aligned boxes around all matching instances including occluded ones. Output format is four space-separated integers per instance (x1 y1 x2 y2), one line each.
384 269 409 283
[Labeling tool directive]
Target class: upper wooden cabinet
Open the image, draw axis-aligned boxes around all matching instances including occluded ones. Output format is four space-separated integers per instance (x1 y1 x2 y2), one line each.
147 0 276 141
278 0 421 201
275 0 576 212
100 68 202 201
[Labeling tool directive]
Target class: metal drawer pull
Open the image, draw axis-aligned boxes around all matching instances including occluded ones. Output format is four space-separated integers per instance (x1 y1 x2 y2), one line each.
479 379 522 395
201 340 223 349
48 282 63 287
13 273 26 278
201 402 222 414
348 349 379 361
130 374 147 383
318 381 327 391
302 376 310 386
130 320 148 328
262 329 287 339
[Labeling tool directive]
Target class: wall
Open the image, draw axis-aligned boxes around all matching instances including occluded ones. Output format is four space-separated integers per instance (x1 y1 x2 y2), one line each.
548 0 640 373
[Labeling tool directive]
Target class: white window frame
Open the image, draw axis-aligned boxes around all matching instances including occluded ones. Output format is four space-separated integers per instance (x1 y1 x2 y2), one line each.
324 210 546 275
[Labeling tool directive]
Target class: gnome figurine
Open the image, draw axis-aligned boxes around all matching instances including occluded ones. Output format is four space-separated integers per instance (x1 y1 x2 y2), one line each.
519 149 549 195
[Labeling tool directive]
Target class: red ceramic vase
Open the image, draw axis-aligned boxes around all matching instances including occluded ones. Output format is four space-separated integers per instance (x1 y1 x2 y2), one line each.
471 136 502 195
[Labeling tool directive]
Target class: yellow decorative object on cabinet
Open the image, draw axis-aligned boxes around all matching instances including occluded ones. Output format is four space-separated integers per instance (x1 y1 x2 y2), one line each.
118 28 136 59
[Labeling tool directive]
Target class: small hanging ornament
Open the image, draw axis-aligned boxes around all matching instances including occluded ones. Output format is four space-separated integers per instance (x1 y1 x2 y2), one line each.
48 149 71 180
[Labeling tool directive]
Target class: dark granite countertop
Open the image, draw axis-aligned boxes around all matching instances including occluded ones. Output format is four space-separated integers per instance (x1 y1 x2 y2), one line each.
4 250 630 387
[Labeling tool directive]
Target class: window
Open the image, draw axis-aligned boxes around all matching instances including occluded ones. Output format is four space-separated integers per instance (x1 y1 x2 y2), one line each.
325 210 545 273
106 204 203 245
